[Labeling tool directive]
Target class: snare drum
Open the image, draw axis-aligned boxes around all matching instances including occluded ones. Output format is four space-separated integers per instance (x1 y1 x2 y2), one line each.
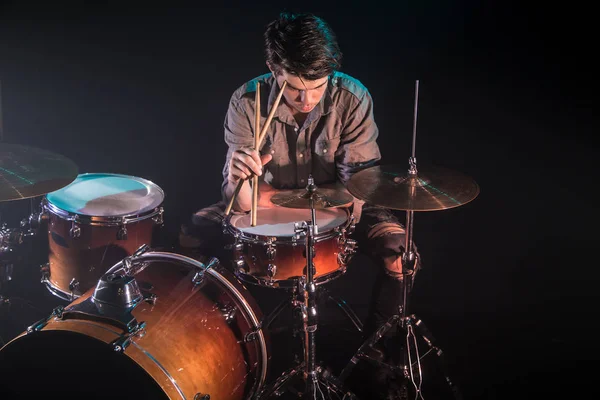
40 173 164 300
0 251 269 400
225 207 356 288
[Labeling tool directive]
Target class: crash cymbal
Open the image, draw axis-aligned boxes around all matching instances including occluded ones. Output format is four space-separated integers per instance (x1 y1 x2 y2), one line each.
346 164 480 211
0 143 78 202
270 187 355 209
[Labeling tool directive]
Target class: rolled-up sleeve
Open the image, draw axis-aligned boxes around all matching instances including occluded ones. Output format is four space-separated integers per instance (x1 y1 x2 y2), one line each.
335 90 381 185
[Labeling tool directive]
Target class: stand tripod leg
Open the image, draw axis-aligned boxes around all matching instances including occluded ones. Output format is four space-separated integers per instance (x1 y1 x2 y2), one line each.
256 362 305 399
407 314 463 400
319 287 363 333
338 314 401 382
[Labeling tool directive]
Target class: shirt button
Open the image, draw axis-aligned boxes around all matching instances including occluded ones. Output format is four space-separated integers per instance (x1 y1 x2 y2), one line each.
294 127 298 132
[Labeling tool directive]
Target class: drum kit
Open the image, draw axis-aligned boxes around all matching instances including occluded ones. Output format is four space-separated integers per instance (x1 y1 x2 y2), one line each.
0 81 480 399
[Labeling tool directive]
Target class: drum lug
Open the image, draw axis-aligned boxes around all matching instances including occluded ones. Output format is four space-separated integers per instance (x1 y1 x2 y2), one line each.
117 225 128 240
111 321 147 352
68 278 80 294
267 263 277 278
234 258 248 274
69 221 81 239
152 207 164 225
338 238 357 266
194 394 211 400
27 306 65 333
143 292 158 305
266 242 276 261
219 303 237 323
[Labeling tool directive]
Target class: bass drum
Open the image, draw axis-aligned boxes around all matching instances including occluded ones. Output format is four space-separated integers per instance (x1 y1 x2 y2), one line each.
0 251 269 400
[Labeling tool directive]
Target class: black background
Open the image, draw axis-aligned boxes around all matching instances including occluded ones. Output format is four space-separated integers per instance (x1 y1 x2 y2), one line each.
0 1 597 398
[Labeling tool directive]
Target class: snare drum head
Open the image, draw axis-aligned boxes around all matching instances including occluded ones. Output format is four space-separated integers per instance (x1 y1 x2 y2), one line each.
231 207 347 236
45 173 164 217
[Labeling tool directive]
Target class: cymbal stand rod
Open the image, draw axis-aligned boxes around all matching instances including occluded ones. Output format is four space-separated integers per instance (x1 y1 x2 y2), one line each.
400 79 423 393
411 80 419 162
302 176 319 397
402 78 420 327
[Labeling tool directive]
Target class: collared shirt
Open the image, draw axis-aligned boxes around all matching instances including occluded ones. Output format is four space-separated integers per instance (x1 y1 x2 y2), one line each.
223 71 380 187
221 71 401 233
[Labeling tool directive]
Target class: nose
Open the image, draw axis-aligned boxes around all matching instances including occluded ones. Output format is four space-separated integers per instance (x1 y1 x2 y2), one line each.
298 90 307 103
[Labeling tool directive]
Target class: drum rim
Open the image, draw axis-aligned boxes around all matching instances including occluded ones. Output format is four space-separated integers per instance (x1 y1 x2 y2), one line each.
107 250 270 397
225 207 350 243
43 172 165 225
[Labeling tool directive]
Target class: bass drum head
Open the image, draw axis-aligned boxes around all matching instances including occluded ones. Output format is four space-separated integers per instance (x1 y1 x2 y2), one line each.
0 330 169 399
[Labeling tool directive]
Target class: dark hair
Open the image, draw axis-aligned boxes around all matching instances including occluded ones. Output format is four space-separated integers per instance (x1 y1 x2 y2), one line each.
264 12 342 80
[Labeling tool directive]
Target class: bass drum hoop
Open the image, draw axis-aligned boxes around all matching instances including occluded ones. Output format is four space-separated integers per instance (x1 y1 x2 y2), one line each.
110 251 270 397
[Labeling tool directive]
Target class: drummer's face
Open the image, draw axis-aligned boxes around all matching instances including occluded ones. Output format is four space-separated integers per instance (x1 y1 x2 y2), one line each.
272 69 328 115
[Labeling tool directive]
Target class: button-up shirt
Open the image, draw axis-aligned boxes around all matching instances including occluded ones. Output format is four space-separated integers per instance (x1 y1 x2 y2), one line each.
221 71 403 237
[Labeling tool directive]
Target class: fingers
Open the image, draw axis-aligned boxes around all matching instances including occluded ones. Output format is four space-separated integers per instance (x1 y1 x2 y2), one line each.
260 153 273 166
228 148 266 182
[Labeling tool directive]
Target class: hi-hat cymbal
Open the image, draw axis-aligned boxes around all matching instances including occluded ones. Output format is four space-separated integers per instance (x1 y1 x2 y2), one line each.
346 164 480 211
270 187 355 209
0 143 78 202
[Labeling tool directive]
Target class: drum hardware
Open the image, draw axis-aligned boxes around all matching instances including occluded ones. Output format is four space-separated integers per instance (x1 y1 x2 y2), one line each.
340 81 478 399
5 250 269 399
256 176 357 399
225 204 356 289
0 222 24 256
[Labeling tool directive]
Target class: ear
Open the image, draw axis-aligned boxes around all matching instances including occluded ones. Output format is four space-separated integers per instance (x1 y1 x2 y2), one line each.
266 61 274 74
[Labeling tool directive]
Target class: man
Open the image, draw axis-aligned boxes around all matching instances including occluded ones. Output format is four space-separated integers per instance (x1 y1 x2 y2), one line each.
180 11 420 398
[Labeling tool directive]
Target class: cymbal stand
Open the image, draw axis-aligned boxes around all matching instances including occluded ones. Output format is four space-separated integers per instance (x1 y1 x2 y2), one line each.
339 80 463 399
257 176 356 400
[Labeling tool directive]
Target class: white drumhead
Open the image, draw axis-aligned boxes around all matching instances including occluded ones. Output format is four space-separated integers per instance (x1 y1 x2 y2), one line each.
231 207 347 236
45 173 164 217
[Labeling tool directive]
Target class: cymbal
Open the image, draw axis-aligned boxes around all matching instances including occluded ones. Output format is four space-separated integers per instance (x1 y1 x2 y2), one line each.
346 164 480 211
0 143 78 202
270 187 355 209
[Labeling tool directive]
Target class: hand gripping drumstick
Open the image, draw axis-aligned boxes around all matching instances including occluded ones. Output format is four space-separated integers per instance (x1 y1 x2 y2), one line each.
225 80 287 216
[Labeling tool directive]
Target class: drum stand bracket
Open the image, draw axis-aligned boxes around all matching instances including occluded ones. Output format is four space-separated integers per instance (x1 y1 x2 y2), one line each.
256 178 357 400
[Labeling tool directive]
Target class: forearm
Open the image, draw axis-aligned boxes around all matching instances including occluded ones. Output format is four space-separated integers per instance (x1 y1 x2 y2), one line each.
224 179 253 212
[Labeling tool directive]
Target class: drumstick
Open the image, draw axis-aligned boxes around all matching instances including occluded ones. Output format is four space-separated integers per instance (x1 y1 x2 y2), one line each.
225 81 287 216
251 82 260 226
